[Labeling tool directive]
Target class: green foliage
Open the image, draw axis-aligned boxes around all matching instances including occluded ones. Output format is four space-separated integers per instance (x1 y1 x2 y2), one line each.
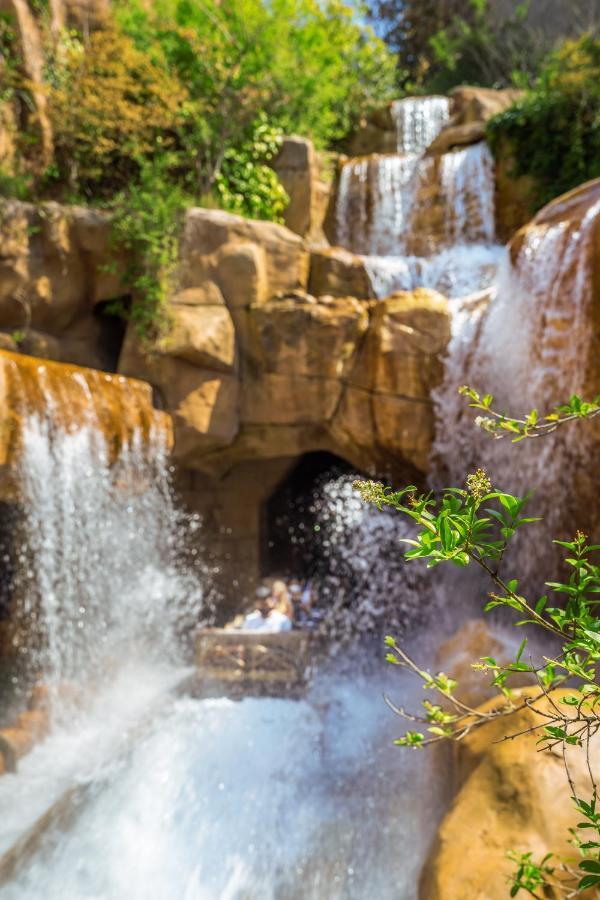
460 385 600 441
355 387 600 896
487 34 600 211
46 24 189 199
215 116 288 222
116 0 396 158
369 0 558 91
0 167 31 200
107 155 192 341
425 0 545 93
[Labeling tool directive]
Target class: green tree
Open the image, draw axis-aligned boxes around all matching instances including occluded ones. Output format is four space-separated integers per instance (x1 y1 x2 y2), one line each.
115 0 396 192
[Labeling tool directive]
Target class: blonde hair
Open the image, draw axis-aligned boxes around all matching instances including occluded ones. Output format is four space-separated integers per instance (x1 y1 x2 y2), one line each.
271 580 293 619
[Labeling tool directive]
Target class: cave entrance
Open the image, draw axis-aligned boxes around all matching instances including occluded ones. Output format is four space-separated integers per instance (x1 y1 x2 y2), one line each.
260 451 357 579
93 298 130 373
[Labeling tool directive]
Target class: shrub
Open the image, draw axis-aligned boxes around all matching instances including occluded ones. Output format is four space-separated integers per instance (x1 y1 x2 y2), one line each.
355 390 600 896
215 116 288 222
487 34 600 211
46 24 190 199
115 0 397 160
107 155 192 341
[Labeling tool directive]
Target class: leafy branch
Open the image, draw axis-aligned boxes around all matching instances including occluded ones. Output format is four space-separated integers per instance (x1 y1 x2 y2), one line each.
354 468 600 895
460 386 600 442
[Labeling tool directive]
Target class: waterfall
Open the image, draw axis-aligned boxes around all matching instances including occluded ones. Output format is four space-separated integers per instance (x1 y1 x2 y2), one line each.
0 356 448 899
392 96 450 155
431 191 600 584
334 96 502 301
1 353 208 706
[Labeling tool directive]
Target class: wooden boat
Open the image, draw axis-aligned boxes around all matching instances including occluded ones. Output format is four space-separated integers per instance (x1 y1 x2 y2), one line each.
194 628 321 699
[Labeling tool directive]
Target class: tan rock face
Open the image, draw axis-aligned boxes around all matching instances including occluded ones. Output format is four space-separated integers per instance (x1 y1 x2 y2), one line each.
0 102 16 173
333 289 450 472
435 619 534 709
420 689 599 900
308 247 373 300
0 347 171 497
426 121 486 156
0 201 129 369
118 209 450 479
506 179 600 543
271 136 331 243
449 86 523 126
0 0 53 165
179 208 309 303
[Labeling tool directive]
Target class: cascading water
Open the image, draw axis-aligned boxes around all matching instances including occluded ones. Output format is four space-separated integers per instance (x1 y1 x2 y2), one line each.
1 96 591 899
431 188 600 584
392 96 450 155
0 356 447 899
6 358 207 697
334 97 503 300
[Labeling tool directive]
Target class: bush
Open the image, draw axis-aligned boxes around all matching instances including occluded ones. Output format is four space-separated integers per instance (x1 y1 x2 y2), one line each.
215 116 288 222
487 34 600 211
46 24 190 199
425 0 547 93
115 0 397 161
107 155 192 341
355 390 600 896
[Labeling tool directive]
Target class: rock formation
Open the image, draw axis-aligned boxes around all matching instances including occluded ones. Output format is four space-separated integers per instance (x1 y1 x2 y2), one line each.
270 136 331 243
0 201 128 370
420 689 599 900
0 0 53 166
119 207 450 479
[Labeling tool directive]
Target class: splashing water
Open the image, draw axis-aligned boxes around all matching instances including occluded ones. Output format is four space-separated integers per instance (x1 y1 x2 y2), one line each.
307 477 425 647
431 195 600 583
335 94 502 302
364 244 503 300
335 144 497 260
0 671 449 900
4 356 210 715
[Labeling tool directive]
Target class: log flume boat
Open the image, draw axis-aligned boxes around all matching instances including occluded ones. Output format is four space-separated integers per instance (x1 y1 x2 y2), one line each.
193 628 323 699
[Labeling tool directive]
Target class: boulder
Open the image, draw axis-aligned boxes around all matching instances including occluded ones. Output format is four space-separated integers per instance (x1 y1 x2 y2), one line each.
507 179 600 544
420 689 599 900
157 304 235 372
426 122 486 156
309 247 373 300
242 294 368 426
449 86 523 126
333 289 451 473
118 330 240 461
0 200 129 365
271 136 331 242
435 619 534 708
179 208 309 303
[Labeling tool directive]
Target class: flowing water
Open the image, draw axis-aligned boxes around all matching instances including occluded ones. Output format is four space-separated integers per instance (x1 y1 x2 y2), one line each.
0 358 448 899
334 96 501 300
0 97 596 898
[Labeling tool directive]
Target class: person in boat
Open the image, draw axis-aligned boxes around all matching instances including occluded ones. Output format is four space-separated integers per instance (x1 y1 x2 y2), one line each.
271 580 294 621
241 584 292 633
242 586 273 630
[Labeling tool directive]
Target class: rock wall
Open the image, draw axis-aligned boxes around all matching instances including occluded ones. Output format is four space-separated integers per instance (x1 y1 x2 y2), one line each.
0 201 128 370
119 207 450 482
270 136 331 243
117 208 450 603
420 689 599 900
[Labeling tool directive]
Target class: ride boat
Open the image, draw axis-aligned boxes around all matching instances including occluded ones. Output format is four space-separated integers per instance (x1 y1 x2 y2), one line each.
194 627 322 699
